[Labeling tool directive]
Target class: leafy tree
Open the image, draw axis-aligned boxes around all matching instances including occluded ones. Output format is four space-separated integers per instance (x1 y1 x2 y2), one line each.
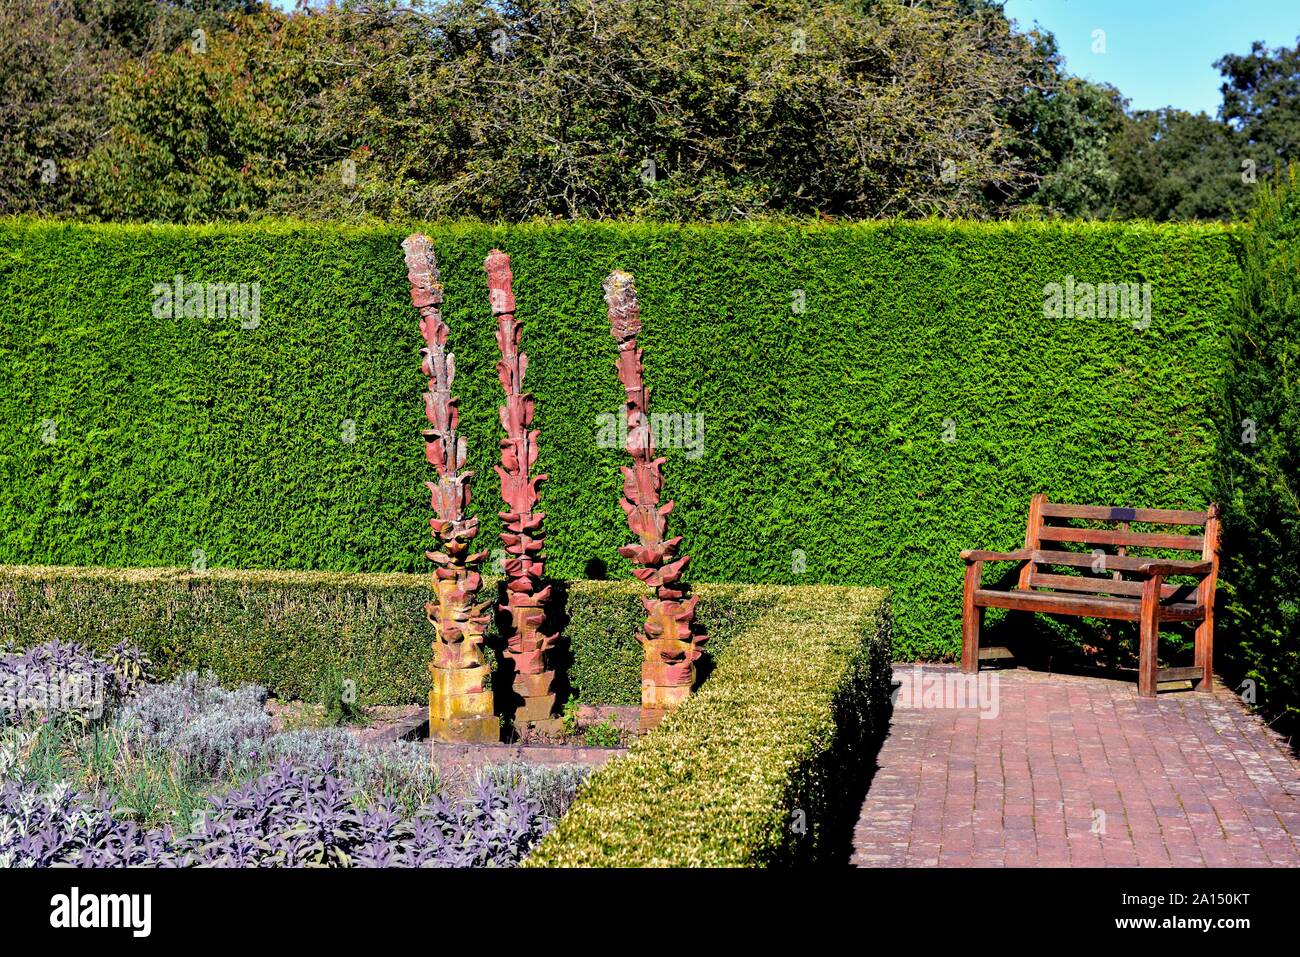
0 0 261 216
1019 73 1126 217
1085 37 1300 223
0 1 122 215
1217 39 1300 172
11 1 1292 223
78 9 341 220
1102 108 1255 221
77 0 1060 221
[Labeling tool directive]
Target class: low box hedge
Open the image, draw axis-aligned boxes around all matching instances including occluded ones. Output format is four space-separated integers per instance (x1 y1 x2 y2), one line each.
0 564 770 707
526 586 893 866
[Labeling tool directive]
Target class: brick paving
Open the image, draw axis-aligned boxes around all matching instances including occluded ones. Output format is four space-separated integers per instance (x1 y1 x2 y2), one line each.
851 665 1300 867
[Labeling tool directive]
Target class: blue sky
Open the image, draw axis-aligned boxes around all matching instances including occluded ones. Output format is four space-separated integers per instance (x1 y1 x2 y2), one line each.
1003 0 1299 116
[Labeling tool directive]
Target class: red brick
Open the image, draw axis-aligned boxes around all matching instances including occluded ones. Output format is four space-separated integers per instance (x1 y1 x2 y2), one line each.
853 665 1300 868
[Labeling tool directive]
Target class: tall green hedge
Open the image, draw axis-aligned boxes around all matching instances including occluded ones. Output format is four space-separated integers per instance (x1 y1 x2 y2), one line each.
1216 172 1300 737
0 219 1239 658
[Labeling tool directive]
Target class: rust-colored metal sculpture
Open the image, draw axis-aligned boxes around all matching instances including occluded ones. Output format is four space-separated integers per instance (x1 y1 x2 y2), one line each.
604 270 707 729
404 233 499 744
486 249 562 736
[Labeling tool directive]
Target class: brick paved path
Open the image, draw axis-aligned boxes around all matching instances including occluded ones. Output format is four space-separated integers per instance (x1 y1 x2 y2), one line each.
851 665 1300 867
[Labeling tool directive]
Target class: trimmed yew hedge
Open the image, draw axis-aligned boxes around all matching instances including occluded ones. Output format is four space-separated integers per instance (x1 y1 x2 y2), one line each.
526 586 893 866
1216 173 1300 737
0 218 1238 658
0 564 767 707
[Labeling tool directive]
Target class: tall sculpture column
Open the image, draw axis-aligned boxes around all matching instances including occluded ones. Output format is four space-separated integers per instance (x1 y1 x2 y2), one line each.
403 233 500 744
603 270 708 729
486 249 562 736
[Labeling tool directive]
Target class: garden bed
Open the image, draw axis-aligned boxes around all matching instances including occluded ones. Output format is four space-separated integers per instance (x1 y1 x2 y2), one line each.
0 645 591 867
0 566 894 866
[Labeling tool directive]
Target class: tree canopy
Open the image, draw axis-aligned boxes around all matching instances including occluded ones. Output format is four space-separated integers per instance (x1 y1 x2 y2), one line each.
2 0 1295 222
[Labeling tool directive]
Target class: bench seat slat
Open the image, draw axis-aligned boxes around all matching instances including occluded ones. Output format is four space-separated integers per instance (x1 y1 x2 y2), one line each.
1029 572 1198 602
1038 525 1204 550
1039 503 1209 526
1031 549 1208 575
973 587 1205 622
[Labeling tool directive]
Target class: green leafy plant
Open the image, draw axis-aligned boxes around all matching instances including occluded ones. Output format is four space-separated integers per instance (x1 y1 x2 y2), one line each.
560 695 581 737
317 667 366 728
1215 166 1300 737
108 641 154 692
70 2 1068 223
16 716 215 830
583 720 621 749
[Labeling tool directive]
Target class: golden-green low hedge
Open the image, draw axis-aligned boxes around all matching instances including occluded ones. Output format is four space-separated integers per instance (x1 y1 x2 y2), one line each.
0 564 771 707
526 586 893 866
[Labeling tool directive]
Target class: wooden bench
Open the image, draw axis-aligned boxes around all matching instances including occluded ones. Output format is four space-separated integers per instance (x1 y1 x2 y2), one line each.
960 495 1220 696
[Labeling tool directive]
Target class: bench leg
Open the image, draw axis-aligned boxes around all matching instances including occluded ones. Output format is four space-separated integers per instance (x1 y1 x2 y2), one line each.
1194 613 1214 692
961 561 982 674
1138 576 1163 697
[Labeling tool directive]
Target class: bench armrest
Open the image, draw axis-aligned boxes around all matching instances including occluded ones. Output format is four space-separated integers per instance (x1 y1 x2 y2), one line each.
1136 560 1213 577
960 548 1032 563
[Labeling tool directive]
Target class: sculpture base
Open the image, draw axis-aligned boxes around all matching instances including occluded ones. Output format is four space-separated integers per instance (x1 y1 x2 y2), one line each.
639 707 668 731
641 681 692 709
514 692 557 723
516 717 565 739
428 689 501 744
428 714 501 744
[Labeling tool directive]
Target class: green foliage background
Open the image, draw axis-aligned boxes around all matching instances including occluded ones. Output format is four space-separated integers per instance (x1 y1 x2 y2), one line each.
1216 170 1300 736
0 219 1239 659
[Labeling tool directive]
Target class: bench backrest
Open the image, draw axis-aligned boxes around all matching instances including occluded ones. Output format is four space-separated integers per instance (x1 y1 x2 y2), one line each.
1019 494 1220 603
